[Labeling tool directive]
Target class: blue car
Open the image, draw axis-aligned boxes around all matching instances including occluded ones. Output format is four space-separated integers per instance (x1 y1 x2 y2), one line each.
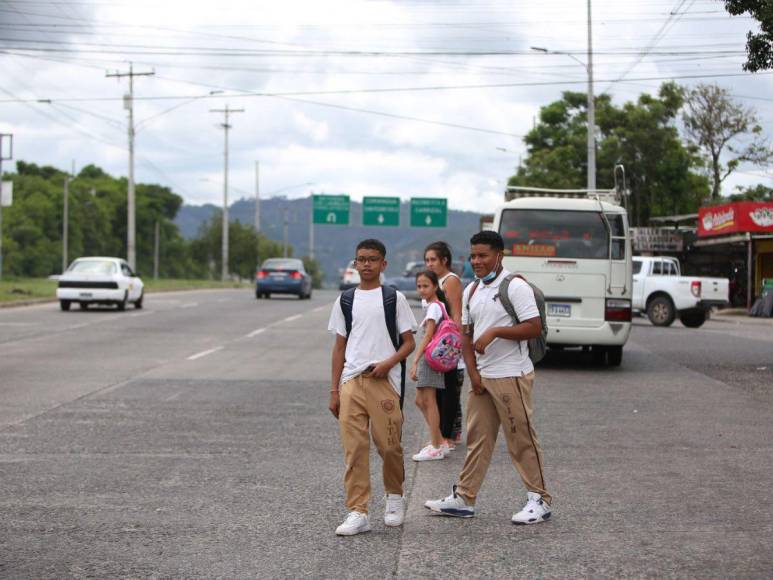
256 258 313 300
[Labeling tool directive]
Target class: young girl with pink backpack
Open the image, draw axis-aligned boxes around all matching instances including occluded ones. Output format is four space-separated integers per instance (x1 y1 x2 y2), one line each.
409 270 462 461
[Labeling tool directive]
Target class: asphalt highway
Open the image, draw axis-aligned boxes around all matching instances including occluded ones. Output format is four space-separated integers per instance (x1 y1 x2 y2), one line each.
1 289 772 578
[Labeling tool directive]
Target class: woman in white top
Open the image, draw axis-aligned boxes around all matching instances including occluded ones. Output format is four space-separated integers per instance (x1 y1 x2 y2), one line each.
424 241 465 446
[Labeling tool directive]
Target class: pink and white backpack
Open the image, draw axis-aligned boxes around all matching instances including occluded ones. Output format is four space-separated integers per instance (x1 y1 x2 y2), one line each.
423 301 463 373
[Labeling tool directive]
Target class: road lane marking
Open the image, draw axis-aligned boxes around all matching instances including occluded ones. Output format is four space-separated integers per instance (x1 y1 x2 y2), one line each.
246 328 267 338
181 303 198 309
164 391 183 401
313 306 327 313
0 322 37 326
283 314 302 323
129 311 153 318
186 346 224 360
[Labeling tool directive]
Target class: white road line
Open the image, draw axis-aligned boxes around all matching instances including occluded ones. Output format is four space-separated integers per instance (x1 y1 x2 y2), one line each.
164 391 183 402
181 303 198 309
0 322 37 326
312 306 327 313
186 346 224 361
129 311 153 318
246 327 267 338
283 314 302 323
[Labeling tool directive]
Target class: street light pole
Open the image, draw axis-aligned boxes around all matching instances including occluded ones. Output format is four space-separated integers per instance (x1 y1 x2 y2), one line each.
0 133 13 281
254 161 260 233
530 0 595 190
587 0 596 190
210 104 244 281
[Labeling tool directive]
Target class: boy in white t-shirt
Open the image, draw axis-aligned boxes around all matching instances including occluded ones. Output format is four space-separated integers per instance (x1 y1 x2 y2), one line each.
425 231 553 525
328 239 417 536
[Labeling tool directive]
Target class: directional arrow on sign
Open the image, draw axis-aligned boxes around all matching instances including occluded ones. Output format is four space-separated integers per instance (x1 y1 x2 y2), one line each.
326 212 337 223
378 214 384 224
425 215 432 225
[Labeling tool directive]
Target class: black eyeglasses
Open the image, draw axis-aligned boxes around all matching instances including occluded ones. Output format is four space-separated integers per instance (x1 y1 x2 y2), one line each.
355 256 382 264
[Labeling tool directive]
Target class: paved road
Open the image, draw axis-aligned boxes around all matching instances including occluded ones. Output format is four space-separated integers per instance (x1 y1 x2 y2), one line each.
1 290 772 578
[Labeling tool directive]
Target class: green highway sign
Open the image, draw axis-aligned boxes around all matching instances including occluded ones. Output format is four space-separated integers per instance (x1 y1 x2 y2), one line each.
362 196 400 227
313 194 350 225
410 197 447 228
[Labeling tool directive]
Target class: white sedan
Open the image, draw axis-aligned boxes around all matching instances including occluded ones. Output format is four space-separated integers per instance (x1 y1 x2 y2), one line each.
56 257 144 311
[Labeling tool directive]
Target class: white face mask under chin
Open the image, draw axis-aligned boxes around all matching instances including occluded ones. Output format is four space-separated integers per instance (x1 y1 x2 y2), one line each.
476 255 501 283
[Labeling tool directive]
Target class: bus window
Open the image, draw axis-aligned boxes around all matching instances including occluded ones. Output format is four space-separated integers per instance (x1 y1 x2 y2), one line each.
500 209 609 260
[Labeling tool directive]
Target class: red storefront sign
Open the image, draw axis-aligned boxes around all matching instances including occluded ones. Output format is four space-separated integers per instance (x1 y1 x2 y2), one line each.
698 201 773 237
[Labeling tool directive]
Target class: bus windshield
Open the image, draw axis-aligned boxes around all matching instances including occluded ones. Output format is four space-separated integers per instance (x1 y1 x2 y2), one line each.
500 209 609 260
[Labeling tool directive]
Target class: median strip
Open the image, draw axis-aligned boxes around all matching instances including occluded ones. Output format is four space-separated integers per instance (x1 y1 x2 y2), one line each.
186 346 224 361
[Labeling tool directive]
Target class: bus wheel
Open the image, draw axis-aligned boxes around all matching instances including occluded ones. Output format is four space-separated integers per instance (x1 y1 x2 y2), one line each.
591 346 607 366
607 346 623 367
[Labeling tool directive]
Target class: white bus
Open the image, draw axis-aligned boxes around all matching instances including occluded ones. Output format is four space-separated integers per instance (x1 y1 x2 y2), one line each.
493 180 633 366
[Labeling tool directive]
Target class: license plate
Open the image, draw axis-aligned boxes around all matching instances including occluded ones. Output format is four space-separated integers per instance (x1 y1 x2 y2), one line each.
270 272 286 278
548 303 571 317
79 292 93 298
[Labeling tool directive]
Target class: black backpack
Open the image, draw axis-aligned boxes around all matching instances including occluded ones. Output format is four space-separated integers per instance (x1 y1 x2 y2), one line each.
467 274 548 364
340 285 406 409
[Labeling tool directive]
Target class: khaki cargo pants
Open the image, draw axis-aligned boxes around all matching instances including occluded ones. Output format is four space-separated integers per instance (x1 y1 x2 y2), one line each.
339 374 404 514
456 372 552 506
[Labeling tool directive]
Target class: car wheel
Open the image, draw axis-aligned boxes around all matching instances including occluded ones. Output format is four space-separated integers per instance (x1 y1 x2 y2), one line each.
116 291 128 311
265 293 271 299
591 346 607 366
79 302 89 310
135 292 144 309
60 300 71 311
607 346 623 367
680 310 707 328
647 296 675 327
255 290 262 299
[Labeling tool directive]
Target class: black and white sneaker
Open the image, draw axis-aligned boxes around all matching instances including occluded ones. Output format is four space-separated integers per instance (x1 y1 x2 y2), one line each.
512 492 551 525
424 485 475 518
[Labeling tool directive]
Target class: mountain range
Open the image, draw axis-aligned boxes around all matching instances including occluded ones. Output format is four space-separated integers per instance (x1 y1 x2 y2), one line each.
175 196 485 284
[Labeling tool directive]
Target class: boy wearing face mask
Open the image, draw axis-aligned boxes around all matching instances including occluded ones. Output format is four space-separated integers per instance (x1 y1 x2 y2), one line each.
424 230 553 524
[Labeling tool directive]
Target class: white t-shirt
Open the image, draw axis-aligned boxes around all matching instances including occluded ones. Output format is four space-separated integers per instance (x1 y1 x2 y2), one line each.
461 269 539 378
421 301 444 328
328 287 418 394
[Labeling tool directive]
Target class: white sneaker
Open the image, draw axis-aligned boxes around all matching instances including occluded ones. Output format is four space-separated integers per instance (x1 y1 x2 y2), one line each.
424 485 474 518
412 444 445 462
384 494 405 527
439 442 453 456
512 492 551 525
335 511 371 536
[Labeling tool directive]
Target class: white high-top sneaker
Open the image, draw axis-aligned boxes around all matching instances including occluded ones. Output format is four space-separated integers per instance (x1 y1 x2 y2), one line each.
424 485 474 518
384 494 405 527
511 492 551 525
335 511 371 536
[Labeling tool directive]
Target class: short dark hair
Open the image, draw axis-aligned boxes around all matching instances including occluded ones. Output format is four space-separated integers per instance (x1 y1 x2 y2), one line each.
424 241 452 267
470 230 504 251
356 238 386 258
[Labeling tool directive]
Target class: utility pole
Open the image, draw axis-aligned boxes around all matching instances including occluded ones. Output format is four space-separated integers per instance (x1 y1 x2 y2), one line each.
587 0 596 191
63 176 69 273
309 193 314 260
254 161 260 233
210 104 244 281
106 63 154 271
153 220 160 280
283 206 289 258
0 133 13 281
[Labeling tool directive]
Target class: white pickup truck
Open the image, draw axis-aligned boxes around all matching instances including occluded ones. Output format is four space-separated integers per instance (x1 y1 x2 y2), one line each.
632 256 729 328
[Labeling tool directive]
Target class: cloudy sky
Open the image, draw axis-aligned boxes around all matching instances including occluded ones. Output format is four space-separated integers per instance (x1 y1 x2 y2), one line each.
1 0 771 213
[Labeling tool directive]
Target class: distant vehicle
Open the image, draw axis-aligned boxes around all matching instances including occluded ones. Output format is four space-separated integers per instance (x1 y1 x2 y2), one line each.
339 260 360 290
494 172 633 366
632 256 729 328
256 258 312 299
384 261 424 301
339 260 385 291
56 257 144 311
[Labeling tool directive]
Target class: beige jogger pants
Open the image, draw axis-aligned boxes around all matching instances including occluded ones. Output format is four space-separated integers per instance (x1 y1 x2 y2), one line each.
339 374 404 514
456 372 552 506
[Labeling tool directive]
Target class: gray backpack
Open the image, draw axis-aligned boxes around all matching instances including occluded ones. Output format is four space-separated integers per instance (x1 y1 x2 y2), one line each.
468 274 548 364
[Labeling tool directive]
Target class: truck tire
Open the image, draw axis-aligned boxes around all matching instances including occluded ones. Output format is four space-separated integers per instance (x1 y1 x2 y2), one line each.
680 309 707 328
60 300 71 311
647 296 675 327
